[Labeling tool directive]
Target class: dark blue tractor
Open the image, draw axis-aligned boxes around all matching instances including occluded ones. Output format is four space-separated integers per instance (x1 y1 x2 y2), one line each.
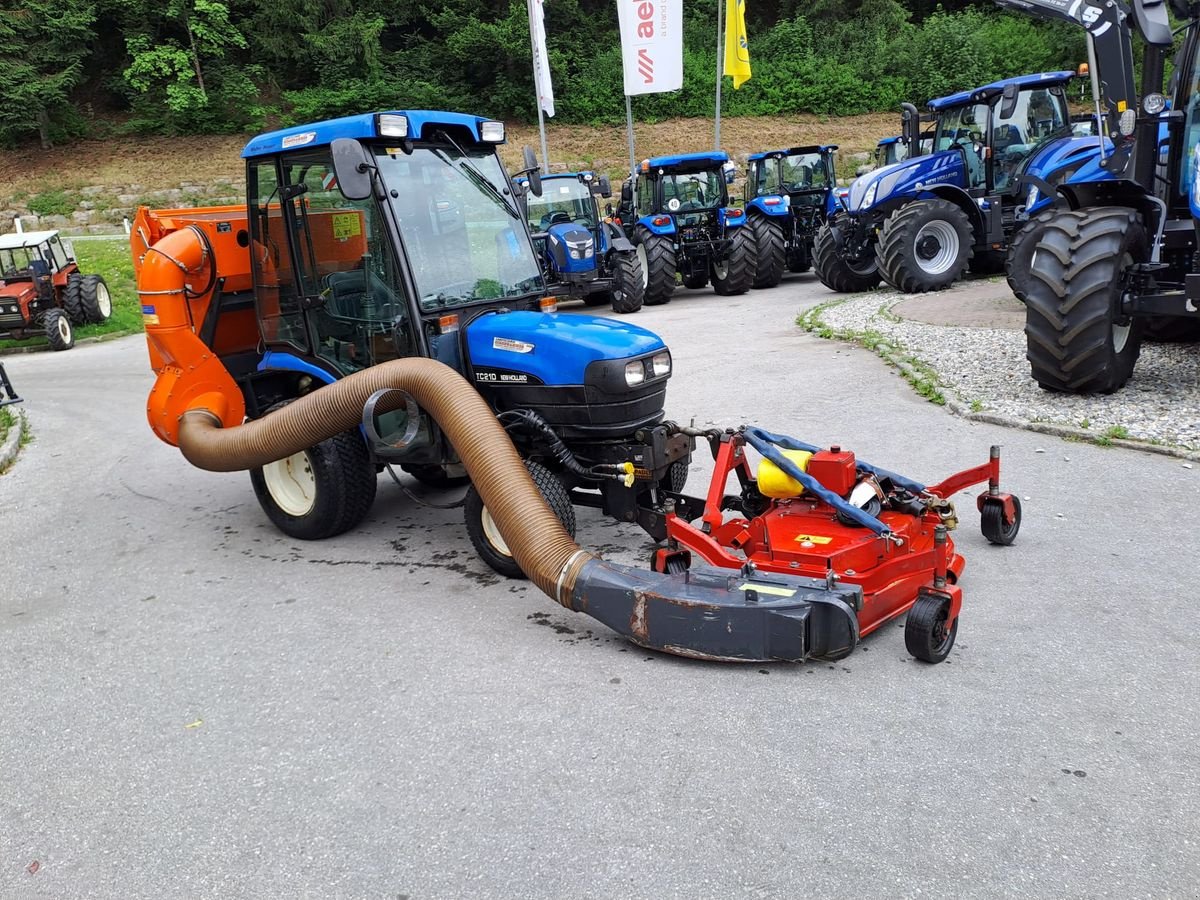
742 145 838 287
519 171 645 314
814 71 1111 294
203 111 692 575
615 151 756 304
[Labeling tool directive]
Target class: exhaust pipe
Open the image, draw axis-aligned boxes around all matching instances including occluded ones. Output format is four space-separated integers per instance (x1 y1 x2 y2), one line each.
140 227 861 662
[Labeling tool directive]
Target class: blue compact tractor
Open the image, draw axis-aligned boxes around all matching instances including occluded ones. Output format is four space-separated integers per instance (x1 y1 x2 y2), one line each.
616 151 756 304
814 72 1109 294
743 145 838 287
520 171 645 314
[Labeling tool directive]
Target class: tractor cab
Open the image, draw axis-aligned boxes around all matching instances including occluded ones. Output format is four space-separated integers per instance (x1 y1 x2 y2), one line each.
0 231 74 303
875 136 909 169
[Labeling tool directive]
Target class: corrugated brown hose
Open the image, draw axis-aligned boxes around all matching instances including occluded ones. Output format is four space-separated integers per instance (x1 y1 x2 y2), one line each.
178 358 591 603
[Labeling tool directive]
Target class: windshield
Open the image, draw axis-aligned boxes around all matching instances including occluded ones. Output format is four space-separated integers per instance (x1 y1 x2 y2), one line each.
374 146 543 311
661 170 722 212
0 247 35 278
780 153 831 191
991 87 1070 190
527 179 594 231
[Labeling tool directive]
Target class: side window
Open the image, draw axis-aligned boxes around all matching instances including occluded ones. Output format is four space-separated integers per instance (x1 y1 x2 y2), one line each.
636 175 655 214
248 159 307 350
281 150 416 374
763 160 782 194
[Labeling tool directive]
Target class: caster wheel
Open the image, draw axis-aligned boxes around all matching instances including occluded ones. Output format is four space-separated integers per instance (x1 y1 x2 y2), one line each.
981 495 1022 545
905 593 957 663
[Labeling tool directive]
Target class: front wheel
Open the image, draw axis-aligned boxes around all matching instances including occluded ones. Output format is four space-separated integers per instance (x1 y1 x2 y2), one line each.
250 428 378 539
1023 207 1145 394
80 275 112 323
905 592 958 663
44 308 75 351
637 230 676 306
877 198 973 293
1005 211 1055 303
464 460 576 579
749 215 785 288
711 226 757 296
812 221 881 293
608 250 645 314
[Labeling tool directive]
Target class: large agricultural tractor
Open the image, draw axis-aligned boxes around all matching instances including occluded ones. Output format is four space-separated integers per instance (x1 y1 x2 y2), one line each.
0 230 111 350
994 0 1200 393
743 145 838 287
520 170 645 314
616 151 756 304
814 72 1110 294
131 110 693 576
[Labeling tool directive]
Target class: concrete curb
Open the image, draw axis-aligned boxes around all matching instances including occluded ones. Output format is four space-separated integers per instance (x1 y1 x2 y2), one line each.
0 329 139 357
0 407 26 472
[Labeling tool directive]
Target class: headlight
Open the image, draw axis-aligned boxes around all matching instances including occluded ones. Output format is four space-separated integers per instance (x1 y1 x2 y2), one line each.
624 360 646 386
480 120 505 142
1118 108 1136 136
651 351 671 378
567 238 594 259
860 181 878 209
377 114 408 138
1143 93 1167 115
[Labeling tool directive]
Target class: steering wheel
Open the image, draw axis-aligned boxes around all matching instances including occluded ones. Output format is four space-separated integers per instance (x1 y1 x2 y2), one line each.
542 211 572 227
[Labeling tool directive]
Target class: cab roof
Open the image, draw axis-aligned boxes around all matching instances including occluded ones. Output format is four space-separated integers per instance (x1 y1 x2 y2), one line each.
644 151 729 171
0 230 59 250
241 110 502 159
928 71 1075 111
748 145 837 162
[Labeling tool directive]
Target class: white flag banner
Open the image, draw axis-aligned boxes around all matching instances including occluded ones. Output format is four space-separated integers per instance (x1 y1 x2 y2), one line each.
616 0 683 96
529 0 555 117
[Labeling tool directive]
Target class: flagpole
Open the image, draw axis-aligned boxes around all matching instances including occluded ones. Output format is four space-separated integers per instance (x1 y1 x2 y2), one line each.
714 0 724 150
527 0 551 170
625 94 636 176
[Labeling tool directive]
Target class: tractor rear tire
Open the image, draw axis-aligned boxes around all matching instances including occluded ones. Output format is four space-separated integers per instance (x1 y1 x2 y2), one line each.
80 274 112 323
44 309 75 351
62 274 86 325
788 244 812 274
904 593 958 664
1024 207 1146 394
711 226 756 296
609 250 645 314
682 271 709 289
250 427 378 540
750 215 785 288
464 460 576 579
812 222 881 293
637 230 676 306
1006 211 1056 303
877 198 973 293
969 249 1006 275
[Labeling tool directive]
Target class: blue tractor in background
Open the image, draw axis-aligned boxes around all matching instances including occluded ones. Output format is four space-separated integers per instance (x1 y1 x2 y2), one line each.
520 171 645 314
743 145 838 287
814 71 1110 294
616 151 756 304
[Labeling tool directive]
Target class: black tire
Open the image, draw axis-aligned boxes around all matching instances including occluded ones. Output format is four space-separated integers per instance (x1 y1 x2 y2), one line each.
581 292 609 307
609 250 645 314
402 463 470 489
877 198 973 293
812 221 881 293
1143 316 1200 343
905 592 958 663
681 270 709 289
637 230 676 306
1005 211 1056 303
250 429 378 540
981 496 1022 546
44 308 75 351
1024 207 1145 394
80 274 112 323
62 274 86 325
711 225 756 296
788 243 812 273
464 460 576 579
969 249 1006 275
749 215 785 288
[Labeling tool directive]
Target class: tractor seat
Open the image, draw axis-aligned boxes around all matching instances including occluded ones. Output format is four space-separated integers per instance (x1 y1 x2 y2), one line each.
325 269 402 320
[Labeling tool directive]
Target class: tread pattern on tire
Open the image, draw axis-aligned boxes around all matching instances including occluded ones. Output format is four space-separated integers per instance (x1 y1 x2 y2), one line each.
44 309 74 351
62 274 85 325
749 215 785 288
80 274 110 323
609 251 645 313
711 225 757 295
1005 210 1056 303
1023 207 1145 394
638 229 676 305
904 593 957 663
812 221 881 293
876 198 973 293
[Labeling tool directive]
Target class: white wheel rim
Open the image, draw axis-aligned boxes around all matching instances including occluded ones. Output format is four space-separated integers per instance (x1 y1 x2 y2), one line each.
481 505 513 557
913 220 960 276
57 316 71 342
95 283 111 318
713 259 729 280
262 451 317 517
635 245 649 287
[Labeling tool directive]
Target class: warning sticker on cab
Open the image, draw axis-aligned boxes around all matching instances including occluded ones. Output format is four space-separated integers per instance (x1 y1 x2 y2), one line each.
793 534 833 545
331 213 361 241
738 583 796 598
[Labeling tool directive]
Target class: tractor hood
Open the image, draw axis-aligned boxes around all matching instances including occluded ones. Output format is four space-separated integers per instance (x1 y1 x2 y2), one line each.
846 151 966 214
545 222 598 275
1018 135 1112 213
466 310 667 386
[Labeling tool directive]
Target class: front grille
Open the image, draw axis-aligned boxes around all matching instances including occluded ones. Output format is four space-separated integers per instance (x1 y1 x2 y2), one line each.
0 312 25 328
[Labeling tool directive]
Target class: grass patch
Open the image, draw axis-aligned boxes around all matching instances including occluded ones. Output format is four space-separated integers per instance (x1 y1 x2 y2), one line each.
0 406 11 443
28 189 82 217
1103 425 1130 440
0 238 142 350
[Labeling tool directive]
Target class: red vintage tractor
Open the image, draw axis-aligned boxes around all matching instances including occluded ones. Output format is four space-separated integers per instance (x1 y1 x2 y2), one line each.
0 230 111 350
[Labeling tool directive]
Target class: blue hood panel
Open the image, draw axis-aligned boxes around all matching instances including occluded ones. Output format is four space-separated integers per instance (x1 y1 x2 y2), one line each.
466 311 667 385
848 151 966 212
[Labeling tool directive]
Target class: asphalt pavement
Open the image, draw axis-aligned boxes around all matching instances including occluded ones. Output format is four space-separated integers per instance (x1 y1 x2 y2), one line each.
1 275 1197 899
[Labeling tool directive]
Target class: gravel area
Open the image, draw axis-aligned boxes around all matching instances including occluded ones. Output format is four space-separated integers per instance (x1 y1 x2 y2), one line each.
805 285 1200 452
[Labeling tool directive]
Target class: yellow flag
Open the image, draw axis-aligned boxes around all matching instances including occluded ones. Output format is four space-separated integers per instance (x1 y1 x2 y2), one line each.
723 0 751 89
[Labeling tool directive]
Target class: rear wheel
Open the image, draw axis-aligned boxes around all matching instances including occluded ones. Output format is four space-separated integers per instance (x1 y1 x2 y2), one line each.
1006 211 1055 303
638 230 676 306
80 275 112 323
62 274 86 325
812 221 881 293
969 249 1006 275
464 460 576 579
608 250 645 314
877 198 973 293
905 593 958 663
749 215 785 288
44 309 75 350
682 270 709 289
788 243 812 273
1024 207 1145 394
250 428 377 540
711 226 756 295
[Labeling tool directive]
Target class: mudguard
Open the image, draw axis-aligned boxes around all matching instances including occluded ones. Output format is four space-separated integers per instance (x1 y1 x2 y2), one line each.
604 220 634 252
637 214 676 237
746 196 790 218
847 151 969 214
719 207 747 228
